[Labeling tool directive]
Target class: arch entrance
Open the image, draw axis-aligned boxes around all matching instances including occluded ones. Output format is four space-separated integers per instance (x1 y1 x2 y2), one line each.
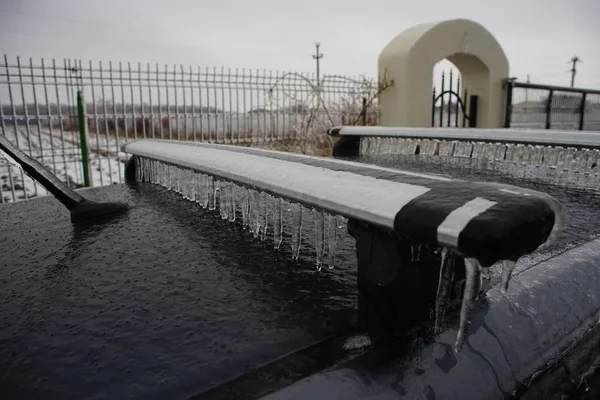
378 19 509 128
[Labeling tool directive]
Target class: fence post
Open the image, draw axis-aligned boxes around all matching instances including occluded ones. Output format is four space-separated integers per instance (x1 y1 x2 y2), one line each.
468 95 478 128
76 90 91 187
431 87 436 127
503 78 515 128
578 92 587 131
545 90 553 130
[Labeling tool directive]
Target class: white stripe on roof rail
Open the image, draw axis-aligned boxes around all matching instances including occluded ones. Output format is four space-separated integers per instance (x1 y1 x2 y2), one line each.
437 198 497 248
328 126 600 149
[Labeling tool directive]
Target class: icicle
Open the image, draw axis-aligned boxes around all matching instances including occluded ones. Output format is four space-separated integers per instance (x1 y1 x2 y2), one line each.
156 160 160 184
200 174 208 208
165 163 171 187
219 181 229 220
143 157 148 182
178 168 184 195
137 157 142 182
173 167 179 193
290 203 303 260
149 159 154 184
272 197 283 249
501 260 517 293
184 169 190 195
313 209 326 271
146 158 151 183
135 157 142 182
326 213 337 269
342 333 372 351
186 170 194 201
425 139 437 155
410 244 422 263
181 169 188 199
189 170 195 200
438 141 454 157
152 160 157 185
212 181 221 213
207 176 215 210
555 147 568 183
180 168 186 197
241 187 250 229
150 159 155 183
479 266 492 297
174 166 181 194
194 172 202 204
471 143 482 159
434 248 455 333
249 189 260 238
228 183 237 222
169 165 175 191
259 192 268 241
455 257 481 353
139 157 145 182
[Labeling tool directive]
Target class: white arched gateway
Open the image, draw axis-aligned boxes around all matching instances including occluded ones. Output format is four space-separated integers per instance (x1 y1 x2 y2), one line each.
378 18 509 128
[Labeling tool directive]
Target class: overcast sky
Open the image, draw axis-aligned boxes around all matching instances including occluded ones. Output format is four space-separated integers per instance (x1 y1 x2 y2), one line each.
1 0 599 89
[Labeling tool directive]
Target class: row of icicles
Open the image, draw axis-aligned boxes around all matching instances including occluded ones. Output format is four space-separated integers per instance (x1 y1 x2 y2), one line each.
362 137 599 188
135 156 345 270
135 156 520 352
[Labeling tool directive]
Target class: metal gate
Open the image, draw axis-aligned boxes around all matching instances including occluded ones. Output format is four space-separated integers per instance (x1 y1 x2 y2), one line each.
431 70 478 128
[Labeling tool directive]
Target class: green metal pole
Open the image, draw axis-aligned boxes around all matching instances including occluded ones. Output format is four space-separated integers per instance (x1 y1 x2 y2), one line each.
76 90 91 187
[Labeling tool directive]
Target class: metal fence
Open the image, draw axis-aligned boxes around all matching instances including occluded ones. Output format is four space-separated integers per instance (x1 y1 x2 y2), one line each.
0 55 378 203
504 80 600 131
431 70 477 128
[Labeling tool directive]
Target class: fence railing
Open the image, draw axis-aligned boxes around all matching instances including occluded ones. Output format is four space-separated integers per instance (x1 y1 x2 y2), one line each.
504 80 600 131
431 70 478 128
0 55 379 204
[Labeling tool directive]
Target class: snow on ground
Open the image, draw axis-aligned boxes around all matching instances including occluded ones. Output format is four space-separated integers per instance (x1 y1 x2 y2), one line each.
1 126 124 203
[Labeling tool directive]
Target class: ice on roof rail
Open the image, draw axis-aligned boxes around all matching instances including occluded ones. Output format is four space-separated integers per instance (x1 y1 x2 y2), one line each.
327 126 600 149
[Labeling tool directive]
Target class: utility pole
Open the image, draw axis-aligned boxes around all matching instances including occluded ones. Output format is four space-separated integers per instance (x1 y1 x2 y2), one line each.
569 56 582 88
312 43 324 87
525 74 530 102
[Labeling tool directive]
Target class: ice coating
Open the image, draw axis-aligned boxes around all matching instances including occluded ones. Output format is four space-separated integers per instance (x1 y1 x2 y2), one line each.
313 209 326 270
128 142 566 351
330 126 600 149
272 197 283 249
455 257 482 353
250 189 260 239
501 260 517 293
326 213 338 269
136 157 346 268
126 140 563 265
434 248 455 333
479 266 492 297
259 192 268 241
359 136 600 190
290 203 303 260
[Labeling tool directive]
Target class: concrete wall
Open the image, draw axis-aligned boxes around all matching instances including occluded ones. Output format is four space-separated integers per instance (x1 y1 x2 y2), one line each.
378 19 509 128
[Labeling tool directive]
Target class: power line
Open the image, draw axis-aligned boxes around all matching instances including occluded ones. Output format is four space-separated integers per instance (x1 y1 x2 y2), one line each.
312 43 323 87
569 56 582 88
